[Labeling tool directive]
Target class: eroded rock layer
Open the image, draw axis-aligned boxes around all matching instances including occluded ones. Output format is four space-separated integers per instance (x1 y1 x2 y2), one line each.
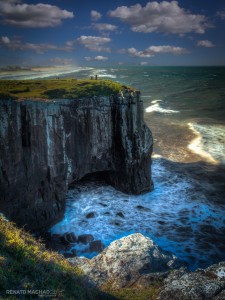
0 91 153 230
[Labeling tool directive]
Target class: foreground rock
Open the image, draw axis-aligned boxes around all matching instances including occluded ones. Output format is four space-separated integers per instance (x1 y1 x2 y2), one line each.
67 233 225 299
157 262 225 300
0 88 153 231
68 233 183 289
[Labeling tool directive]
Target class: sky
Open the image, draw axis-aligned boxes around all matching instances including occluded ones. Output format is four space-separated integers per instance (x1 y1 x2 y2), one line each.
0 0 225 67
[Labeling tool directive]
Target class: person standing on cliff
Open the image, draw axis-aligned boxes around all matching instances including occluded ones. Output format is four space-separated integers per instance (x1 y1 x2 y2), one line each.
95 74 98 80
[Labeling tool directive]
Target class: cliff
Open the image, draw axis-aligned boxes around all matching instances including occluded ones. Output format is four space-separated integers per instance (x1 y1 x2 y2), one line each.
0 84 153 231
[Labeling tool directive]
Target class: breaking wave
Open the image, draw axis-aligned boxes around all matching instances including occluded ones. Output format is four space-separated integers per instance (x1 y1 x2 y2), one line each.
188 123 225 165
145 100 180 114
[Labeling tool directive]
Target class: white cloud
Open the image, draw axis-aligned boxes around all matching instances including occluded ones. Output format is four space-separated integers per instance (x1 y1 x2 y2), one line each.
93 23 117 32
84 55 108 61
1 36 74 53
216 10 225 20
197 40 215 48
77 35 111 52
0 0 74 28
119 45 189 58
94 55 108 61
1 36 10 44
109 1 211 35
91 10 101 21
50 57 73 65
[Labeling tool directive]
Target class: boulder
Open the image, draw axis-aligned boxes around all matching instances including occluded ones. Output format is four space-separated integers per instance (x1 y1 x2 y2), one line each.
78 234 94 245
157 262 225 300
61 232 77 244
68 233 182 288
86 212 95 219
89 240 104 253
116 212 125 218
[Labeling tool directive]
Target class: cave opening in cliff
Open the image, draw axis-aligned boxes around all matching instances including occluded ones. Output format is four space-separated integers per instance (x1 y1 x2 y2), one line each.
69 171 112 188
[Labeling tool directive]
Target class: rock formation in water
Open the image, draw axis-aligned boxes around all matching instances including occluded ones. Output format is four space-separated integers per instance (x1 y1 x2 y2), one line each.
0 89 153 231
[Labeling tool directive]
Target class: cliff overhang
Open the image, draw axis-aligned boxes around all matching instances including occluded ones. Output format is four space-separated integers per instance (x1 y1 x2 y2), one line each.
0 80 153 231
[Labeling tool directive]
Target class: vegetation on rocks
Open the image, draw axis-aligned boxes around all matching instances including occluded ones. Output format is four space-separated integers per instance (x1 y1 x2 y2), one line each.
0 216 162 300
101 281 162 300
0 78 127 100
0 216 113 299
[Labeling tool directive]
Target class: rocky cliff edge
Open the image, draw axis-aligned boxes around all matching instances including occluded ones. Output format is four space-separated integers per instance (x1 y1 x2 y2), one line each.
0 88 153 231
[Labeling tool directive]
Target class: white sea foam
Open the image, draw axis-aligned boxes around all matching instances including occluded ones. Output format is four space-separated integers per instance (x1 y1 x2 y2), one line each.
145 100 180 114
51 158 225 268
188 123 225 165
98 74 117 79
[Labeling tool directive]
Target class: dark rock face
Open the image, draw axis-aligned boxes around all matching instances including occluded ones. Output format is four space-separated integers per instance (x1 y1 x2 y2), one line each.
0 90 153 231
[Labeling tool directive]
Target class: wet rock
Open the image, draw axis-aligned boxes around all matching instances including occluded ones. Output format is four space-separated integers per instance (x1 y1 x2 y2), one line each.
158 220 166 225
78 234 94 245
63 249 77 258
46 234 71 252
157 262 225 300
61 232 77 244
68 233 183 289
116 212 125 218
99 203 107 207
89 240 104 253
136 205 150 211
86 212 95 219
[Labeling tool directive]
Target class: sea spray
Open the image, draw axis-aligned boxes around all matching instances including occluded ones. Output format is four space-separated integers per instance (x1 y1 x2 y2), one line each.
51 158 225 270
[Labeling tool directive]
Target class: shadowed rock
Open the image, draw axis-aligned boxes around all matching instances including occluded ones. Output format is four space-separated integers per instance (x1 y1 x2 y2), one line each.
0 89 153 231
89 240 104 253
78 234 94 245
157 262 225 300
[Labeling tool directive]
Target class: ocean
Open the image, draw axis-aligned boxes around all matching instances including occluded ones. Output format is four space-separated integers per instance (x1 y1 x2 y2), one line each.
3 66 225 270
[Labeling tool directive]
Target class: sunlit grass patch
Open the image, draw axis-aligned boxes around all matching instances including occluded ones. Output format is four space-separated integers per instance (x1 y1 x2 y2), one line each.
0 78 128 100
0 216 113 299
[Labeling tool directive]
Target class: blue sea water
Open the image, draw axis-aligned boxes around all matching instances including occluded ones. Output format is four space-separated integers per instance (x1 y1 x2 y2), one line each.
2 66 225 269
51 66 225 270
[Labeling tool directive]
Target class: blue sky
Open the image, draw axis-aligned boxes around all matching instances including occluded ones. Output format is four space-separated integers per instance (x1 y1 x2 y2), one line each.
0 0 225 67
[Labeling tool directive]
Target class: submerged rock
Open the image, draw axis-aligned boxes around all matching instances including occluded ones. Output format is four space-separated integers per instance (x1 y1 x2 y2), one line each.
116 212 125 218
86 212 95 219
68 233 182 289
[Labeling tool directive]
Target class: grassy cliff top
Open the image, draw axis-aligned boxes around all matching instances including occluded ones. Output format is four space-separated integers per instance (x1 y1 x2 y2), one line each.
0 78 129 101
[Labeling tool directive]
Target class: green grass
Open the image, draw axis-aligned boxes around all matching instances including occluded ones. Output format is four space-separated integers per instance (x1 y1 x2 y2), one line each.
101 280 162 300
0 216 162 299
0 216 114 299
0 78 128 100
